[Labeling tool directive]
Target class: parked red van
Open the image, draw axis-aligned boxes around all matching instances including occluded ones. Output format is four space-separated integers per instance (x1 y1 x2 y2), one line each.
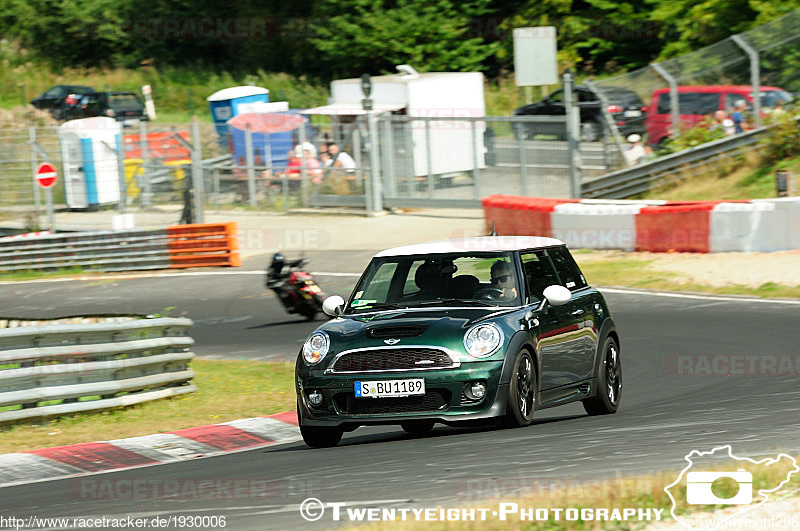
645 85 793 145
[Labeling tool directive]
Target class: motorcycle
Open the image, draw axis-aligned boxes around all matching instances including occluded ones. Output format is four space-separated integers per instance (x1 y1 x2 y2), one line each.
265 253 327 320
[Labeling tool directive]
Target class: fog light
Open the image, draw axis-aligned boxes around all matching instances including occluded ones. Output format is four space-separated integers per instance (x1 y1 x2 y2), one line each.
469 382 486 400
308 390 323 406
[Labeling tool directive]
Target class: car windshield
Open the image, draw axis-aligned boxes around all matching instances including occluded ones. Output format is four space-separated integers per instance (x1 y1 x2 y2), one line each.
759 90 793 107
346 252 521 313
109 94 141 106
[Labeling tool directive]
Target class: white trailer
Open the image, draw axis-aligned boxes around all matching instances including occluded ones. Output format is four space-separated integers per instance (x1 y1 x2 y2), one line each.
303 70 486 178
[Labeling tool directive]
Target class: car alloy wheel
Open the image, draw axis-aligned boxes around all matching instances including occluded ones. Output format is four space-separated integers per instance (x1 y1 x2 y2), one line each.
582 336 622 415
605 341 621 407
500 350 536 427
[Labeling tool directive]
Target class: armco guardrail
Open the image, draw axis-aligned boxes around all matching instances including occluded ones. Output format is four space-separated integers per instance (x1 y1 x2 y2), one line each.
0 316 195 424
0 223 240 273
0 229 171 273
582 128 766 198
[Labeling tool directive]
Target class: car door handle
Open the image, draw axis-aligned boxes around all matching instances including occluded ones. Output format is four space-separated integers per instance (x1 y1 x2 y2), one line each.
571 309 584 316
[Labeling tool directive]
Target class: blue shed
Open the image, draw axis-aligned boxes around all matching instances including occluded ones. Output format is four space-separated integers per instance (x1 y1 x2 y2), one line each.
207 86 270 140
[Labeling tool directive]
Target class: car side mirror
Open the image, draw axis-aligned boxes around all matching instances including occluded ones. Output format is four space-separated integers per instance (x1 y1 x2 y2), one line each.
537 285 572 313
322 295 345 317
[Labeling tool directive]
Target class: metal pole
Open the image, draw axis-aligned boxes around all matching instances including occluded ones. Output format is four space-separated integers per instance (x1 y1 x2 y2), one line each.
114 134 126 214
213 166 220 212
564 70 582 198
651 63 680 139
29 127 42 218
517 120 529 196
367 111 383 215
245 125 257 207
472 118 480 200
380 116 396 197
191 121 204 223
352 125 362 188
298 123 308 206
731 35 762 129
45 187 55 231
138 121 151 207
425 119 434 198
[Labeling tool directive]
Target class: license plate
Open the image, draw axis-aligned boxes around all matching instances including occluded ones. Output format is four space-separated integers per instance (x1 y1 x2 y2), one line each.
624 110 642 117
355 379 425 398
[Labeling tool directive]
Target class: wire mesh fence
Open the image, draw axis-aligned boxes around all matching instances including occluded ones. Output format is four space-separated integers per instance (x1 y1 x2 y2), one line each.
594 8 800 150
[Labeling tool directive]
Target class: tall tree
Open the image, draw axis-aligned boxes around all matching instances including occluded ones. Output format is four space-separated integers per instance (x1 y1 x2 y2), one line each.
308 0 499 78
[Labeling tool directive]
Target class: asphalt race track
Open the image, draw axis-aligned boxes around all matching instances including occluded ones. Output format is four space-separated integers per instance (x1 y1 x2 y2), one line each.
0 251 799 530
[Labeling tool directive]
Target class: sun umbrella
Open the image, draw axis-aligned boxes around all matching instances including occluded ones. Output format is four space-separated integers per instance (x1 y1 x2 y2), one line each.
226 112 306 133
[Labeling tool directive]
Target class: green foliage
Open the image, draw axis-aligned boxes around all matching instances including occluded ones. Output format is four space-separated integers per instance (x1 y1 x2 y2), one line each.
760 114 800 165
1 0 800 85
663 118 727 153
310 0 500 76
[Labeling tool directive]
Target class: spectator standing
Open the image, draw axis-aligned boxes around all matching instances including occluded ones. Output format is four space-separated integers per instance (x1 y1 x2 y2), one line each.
623 134 646 166
731 100 750 133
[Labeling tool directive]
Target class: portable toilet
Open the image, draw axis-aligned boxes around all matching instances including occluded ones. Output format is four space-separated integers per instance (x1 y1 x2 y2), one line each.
207 86 270 141
58 117 122 210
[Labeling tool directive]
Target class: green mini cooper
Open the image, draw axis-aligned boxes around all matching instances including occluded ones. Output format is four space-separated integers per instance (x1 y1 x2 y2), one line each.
296 236 621 448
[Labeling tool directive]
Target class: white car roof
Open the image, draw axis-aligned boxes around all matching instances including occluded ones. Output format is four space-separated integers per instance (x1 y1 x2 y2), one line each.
374 236 565 257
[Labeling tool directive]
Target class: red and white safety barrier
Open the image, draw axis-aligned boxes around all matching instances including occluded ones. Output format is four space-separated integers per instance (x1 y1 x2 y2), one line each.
482 195 800 253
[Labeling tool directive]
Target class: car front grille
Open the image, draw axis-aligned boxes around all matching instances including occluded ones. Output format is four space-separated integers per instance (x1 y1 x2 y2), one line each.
329 348 456 373
335 390 450 415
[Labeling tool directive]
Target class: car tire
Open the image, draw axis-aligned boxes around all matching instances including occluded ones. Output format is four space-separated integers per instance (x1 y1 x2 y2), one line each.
298 402 343 448
499 350 536 428
582 336 622 415
401 420 435 435
301 307 317 320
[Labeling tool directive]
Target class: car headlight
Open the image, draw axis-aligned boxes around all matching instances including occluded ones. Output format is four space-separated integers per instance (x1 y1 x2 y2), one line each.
303 331 330 365
463 323 503 358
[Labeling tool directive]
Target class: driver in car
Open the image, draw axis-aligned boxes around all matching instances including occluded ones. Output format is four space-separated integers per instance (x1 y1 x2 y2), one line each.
490 261 517 300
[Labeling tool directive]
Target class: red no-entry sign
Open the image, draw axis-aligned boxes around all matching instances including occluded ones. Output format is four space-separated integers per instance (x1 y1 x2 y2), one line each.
35 162 58 188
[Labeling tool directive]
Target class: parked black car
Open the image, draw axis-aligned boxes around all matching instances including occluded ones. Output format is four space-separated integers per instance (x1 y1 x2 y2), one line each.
30 85 95 120
64 91 148 124
513 85 647 142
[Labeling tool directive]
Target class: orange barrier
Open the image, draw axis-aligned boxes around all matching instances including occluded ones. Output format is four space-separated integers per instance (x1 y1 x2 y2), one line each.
124 131 191 162
482 195 580 237
166 222 241 268
635 203 719 253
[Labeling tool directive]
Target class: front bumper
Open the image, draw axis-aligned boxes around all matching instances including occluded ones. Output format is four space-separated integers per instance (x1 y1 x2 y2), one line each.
297 361 506 427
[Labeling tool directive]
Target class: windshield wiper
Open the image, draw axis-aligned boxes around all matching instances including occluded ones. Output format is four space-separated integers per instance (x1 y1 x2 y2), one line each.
407 298 495 307
348 302 405 312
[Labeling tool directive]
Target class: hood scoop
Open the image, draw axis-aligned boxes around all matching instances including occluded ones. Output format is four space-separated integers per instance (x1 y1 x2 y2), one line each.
367 325 427 339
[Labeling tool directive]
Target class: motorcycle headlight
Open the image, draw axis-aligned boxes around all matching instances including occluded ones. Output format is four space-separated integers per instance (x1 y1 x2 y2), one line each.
303 331 330 365
463 323 503 358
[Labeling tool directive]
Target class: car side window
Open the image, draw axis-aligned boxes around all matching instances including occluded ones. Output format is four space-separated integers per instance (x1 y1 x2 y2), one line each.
520 251 559 303
657 93 670 114
547 90 564 103
547 247 587 292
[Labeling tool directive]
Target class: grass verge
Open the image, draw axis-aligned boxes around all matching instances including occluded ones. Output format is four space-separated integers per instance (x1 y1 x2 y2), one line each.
0 359 295 454
343 452 800 530
574 253 800 300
